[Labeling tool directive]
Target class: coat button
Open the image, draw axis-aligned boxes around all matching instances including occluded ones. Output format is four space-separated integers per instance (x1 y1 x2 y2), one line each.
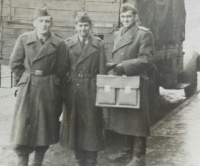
77 84 79 86
32 83 34 85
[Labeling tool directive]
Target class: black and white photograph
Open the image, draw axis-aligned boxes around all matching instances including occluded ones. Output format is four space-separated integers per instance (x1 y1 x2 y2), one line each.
0 0 200 166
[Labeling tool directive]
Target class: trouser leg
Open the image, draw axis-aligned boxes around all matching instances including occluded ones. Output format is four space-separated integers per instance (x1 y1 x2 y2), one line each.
75 149 86 166
32 146 49 166
14 145 33 166
108 135 133 162
85 151 98 166
126 136 146 166
124 135 134 153
75 149 98 166
133 136 146 159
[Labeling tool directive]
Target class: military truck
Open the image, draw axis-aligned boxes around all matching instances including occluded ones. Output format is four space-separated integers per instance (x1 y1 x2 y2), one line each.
0 0 199 120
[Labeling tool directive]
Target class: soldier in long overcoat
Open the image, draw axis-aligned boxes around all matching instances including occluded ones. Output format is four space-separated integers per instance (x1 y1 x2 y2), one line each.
59 12 106 166
106 3 157 166
9 7 68 166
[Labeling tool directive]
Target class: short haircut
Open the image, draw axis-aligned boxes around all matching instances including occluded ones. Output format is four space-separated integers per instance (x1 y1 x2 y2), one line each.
120 3 138 15
75 11 92 25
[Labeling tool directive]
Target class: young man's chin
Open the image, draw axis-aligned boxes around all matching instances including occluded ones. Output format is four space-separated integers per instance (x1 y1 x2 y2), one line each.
39 31 49 35
81 34 88 38
123 23 130 27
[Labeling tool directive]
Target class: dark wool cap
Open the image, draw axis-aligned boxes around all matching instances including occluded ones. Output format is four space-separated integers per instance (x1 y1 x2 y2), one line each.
34 6 51 19
75 11 91 24
120 3 138 14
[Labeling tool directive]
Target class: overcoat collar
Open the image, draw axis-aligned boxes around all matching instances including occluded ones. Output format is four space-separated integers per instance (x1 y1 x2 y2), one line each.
26 30 60 62
113 22 139 53
69 34 98 64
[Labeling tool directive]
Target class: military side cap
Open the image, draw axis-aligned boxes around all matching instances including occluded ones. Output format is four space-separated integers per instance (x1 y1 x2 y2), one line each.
34 6 51 19
120 2 138 14
75 11 91 24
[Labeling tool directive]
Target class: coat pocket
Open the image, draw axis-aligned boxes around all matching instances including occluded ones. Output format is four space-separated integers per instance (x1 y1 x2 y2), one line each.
17 75 28 86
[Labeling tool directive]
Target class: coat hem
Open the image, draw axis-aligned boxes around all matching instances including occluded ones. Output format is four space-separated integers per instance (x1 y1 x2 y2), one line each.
106 127 150 137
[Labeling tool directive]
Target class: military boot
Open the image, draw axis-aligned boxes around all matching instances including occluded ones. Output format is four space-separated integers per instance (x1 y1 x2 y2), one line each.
17 154 29 166
75 161 85 166
108 148 133 162
85 158 97 166
126 157 146 166
85 151 97 166
75 150 86 166
32 150 46 166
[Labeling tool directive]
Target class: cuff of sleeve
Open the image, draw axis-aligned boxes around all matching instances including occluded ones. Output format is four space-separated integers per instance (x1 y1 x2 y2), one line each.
122 60 129 75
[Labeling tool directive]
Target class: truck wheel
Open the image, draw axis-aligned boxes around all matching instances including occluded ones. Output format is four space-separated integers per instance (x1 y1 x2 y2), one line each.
184 66 197 98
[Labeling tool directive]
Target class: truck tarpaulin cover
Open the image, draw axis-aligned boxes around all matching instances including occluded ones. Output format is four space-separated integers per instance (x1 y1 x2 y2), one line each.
135 0 186 47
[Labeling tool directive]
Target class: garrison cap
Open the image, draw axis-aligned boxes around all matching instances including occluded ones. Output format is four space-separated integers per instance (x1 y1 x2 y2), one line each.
34 6 51 19
75 11 91 24
120 3 138 14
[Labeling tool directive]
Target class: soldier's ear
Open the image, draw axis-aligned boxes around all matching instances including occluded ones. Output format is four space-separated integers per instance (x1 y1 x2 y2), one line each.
75 24 78 31
33 20 36 28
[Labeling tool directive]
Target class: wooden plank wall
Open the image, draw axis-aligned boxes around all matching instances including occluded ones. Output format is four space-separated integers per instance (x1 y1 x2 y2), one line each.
1 0 121 62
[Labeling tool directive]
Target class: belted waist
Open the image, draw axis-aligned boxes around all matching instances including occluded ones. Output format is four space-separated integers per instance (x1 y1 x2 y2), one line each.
24 69 54 76
68 72 96 78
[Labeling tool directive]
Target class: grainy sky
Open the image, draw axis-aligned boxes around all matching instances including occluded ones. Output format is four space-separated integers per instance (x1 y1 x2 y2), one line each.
184 0 200 52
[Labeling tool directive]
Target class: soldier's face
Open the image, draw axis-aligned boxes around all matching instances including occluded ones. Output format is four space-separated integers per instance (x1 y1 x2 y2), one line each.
75 22 91 38
120 10 137 28
33 16 52 35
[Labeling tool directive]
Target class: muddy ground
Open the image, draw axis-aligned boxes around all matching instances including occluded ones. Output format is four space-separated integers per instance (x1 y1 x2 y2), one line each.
0 87 186 166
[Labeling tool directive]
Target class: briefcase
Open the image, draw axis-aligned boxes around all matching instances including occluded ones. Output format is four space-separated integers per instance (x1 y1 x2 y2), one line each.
96 75 140 109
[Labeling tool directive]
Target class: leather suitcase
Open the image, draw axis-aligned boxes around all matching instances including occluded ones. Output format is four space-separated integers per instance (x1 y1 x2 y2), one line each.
96 75 140 109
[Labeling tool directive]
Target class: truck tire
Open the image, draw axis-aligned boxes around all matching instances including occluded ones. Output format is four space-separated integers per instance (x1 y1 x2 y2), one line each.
184 66 197 98
149 71 160 125
183 51 198 98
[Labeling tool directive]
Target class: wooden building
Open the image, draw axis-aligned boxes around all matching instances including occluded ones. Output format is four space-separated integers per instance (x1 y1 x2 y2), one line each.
0 0 123 65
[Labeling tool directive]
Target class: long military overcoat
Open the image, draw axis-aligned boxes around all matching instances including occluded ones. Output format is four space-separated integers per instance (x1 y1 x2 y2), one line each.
9 30 67 146
106 22 155 137
60 34 106 151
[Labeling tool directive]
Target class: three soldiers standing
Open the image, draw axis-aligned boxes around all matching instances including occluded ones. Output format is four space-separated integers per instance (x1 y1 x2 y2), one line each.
10 2 156 166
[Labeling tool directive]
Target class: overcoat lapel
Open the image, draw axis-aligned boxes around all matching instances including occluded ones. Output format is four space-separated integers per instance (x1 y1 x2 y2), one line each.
69 35 98 65
27 31 60 63
25 30 39 62
33 41 55 62
77 35 98 65
29 40 43 62
113 23 139 53
33 40 55 62
68 35 82 56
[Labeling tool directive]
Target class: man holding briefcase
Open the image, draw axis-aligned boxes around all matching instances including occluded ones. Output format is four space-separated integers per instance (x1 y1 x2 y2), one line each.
106 3 157 166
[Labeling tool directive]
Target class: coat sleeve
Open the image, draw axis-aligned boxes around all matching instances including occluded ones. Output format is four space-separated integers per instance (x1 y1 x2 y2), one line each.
9 36 25 86
99 41 107 75
56 40 69 82
122 31 155 76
